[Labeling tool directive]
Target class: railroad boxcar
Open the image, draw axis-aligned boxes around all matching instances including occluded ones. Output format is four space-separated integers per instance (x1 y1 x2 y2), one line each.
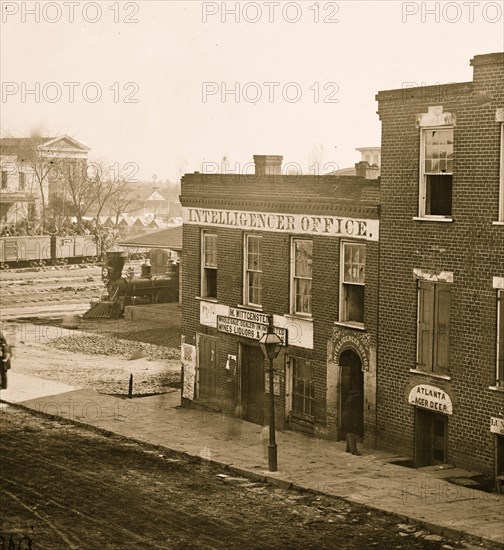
0 234 98 268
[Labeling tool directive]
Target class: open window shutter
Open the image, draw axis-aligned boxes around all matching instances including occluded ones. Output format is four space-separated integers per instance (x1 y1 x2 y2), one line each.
498 292 504 382
434 284 451 373
418 281 434 371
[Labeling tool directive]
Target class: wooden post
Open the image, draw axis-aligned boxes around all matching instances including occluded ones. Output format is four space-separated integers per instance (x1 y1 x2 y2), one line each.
128 374 133 398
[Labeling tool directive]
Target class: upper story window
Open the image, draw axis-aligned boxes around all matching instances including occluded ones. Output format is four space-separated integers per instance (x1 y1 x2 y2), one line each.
417 281 451 374
497 290 504 386
201 232 217 299
1 171 7 189
340 242 366 327
291 239 312 315
420 128 453 218
244 234 262 307
19 172 26 190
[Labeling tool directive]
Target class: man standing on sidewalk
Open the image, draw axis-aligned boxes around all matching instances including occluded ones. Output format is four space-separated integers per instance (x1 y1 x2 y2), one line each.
0 331 12 390
343 389 362 456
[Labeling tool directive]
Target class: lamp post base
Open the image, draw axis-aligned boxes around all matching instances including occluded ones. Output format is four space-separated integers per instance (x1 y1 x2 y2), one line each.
268 443 277 472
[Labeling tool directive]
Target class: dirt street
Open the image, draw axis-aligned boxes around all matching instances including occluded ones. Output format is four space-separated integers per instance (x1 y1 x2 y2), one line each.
0 322 180 396
0 408 476 550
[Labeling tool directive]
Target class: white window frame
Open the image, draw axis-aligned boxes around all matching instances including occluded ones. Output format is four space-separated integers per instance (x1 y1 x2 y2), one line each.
419 127 454 219
289 355 315 419
290 238 313 316
499 123 504 222
243 234 262 307
339 242 366 328
201 231 217 299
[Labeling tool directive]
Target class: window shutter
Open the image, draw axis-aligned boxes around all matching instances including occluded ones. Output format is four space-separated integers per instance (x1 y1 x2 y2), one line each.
498 292 504 382
418 281 434 371
434 284 451 373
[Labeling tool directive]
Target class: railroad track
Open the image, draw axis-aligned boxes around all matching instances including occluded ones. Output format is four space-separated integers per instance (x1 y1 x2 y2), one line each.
0 266 104 312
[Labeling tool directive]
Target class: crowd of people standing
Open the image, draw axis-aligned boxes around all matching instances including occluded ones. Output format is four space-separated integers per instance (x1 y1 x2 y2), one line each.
0 219 95 237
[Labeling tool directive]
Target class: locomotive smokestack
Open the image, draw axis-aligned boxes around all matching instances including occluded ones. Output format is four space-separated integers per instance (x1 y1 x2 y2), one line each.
106 251 128 280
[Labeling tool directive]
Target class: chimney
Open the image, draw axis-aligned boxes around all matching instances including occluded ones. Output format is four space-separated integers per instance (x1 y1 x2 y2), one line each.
470 52 503 104
355 161 380 180
253 155 283 176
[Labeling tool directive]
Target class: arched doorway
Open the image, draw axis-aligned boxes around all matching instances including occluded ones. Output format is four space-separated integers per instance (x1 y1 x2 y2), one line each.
339 348 364 439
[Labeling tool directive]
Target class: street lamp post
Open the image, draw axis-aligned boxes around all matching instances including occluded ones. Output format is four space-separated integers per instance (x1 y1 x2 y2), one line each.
259 315 282 472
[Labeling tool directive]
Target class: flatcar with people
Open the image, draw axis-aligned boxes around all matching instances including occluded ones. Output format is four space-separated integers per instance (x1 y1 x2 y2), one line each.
0 234 99 269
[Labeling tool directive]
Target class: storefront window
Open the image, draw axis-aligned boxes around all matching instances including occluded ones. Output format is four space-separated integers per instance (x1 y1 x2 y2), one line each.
291 357 314 417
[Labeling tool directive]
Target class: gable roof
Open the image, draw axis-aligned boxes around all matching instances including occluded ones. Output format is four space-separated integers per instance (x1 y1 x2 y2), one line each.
125 185 170 203
42 135 91 152
145 189 170 201
118 225 182 251
0 135 90 156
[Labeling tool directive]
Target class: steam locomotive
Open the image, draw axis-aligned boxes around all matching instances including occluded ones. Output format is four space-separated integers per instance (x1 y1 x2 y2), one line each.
0 234 99 269
84 250 179 319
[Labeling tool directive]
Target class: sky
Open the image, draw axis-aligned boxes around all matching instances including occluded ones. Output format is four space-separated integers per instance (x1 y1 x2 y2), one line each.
1 0 503 182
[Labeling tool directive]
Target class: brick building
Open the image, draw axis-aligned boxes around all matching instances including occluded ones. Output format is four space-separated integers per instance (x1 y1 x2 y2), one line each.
376 52 504 481
180 156 380 443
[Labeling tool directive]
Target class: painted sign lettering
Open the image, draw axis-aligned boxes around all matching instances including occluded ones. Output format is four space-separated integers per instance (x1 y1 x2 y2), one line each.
184 207 379 241
408 384 453 415
332 331 370 371
490 416 504 435
199 301 313 349
217 315 287 345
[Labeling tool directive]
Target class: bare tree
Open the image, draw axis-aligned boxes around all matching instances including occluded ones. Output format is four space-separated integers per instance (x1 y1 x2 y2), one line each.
92 166 139 255
107 180 138 228
46 192 76 229
58 160 97 226
14 137 59 231
61 160 136 232
88 161 126 225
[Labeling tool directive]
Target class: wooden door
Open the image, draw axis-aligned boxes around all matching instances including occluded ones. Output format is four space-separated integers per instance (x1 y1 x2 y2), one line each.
415 409 448 467
198 335 218 400
338 349 364 439
240 345 265 425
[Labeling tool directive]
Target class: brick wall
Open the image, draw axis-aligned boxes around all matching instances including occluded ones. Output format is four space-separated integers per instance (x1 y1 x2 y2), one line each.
376 53 504 473
180 172 380 439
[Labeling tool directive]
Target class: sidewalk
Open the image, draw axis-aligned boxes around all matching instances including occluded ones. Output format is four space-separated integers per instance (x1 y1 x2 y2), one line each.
1 372 503 547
